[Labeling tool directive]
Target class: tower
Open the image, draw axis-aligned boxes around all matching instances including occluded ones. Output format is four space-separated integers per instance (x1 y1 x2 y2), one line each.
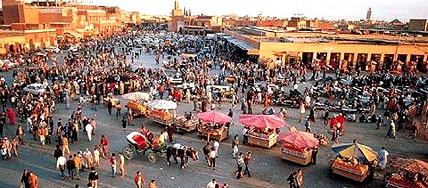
366 7 372 21
171 0 183 17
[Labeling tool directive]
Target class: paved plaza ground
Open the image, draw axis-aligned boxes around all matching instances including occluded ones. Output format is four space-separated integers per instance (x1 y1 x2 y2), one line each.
0 52 427 188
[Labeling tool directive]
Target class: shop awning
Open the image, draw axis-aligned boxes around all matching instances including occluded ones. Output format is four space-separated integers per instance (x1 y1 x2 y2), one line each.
225 37 258 52
64 31 83 39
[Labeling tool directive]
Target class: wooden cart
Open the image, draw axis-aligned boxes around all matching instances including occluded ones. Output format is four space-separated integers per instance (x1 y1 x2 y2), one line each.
246 129 278 148
147 109 174 126
126 100 147 117
280 146 313 165
175 114 198 133
330 159 369 182
198 124 229 141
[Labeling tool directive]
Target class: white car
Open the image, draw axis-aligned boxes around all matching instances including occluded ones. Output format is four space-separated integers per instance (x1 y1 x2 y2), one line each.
23 83 46 95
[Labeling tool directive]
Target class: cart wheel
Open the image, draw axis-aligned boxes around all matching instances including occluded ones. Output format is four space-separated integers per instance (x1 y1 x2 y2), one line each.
148 153 157 163
122 145 134 160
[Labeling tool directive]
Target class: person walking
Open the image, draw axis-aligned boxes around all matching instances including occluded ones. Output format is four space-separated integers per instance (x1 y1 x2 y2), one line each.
118 152 125 177
93 146 100 167
109 153 117 177
378 147 389 170
299 101 305 123
213 140 220 157
66 155 76 180
208 147 216 170
148 179 157 188
235 152 244 179
207 179 217 188
296 169 303 188
74 153 82 180
134 171 145 188
243 151 252 177
56 155 67 180
121 116 127 132
242 126 249 145
100 135 109 159
88 167 99 188
61 136 70 155
85 123 93 142
231 135 239 158
16 125 25 145
11 138 18 158
20 169 30 188
28 171 39 188
311 147 318 165
54 145 63 160
287 171 297 188
304 118 311 133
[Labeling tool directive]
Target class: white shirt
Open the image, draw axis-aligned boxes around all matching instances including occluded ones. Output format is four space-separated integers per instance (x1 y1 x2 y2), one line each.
207 181 216 188
208 150 216 159
379 149 389 162
56 156 67 168
93 150 100 158
213 141 219 151
85 124 93 133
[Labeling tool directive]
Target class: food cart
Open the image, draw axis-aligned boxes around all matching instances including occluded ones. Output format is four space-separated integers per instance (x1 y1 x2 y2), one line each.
197 111 232 141
279 130 319 166
146 100 177 126
330 157 370 182
239 114 286 149
247 128 278 148
198 123 229 141
122 92 151 117
126 100 147 117
330 142 378 182
385 157 428 188
174 112 199 133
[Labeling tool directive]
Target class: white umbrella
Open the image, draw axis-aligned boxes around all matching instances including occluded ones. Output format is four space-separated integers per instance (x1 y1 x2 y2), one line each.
122 92 150 101
147 100 177 110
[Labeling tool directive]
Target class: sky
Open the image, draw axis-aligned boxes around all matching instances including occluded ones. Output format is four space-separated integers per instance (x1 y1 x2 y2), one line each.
2 0 428 21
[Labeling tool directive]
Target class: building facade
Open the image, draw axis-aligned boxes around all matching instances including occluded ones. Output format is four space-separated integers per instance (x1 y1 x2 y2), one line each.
409 19 428 31
223 28 428 72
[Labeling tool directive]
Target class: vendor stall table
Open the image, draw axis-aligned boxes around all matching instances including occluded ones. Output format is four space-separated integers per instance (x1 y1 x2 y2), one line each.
247 130 278 148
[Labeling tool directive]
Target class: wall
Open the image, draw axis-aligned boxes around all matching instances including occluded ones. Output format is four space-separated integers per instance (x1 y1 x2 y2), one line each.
258 41 428 62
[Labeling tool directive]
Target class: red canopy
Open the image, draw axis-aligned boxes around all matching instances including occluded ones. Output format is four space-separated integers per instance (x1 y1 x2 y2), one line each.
197 111 232 124
239 114 286 129
279 131 319 148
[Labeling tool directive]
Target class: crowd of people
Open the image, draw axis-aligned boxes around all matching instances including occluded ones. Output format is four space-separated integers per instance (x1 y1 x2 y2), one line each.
0 22 425 188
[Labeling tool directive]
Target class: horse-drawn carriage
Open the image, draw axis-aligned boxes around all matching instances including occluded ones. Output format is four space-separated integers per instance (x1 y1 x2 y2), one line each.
121 132 166 163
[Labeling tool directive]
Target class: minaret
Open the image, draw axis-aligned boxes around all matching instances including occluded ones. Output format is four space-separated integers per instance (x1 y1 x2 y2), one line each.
171 0 183 17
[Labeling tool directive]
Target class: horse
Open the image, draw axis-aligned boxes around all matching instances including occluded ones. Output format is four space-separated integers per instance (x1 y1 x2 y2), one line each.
166 143 199 169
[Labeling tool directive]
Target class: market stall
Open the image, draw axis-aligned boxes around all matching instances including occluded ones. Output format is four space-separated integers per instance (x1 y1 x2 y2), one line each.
239 114 286 148
386 157 428 188
146 100 177 126
279 130 319 166
122 92 151 117
175 112 198 133
330 142 378 182
197 111 232 141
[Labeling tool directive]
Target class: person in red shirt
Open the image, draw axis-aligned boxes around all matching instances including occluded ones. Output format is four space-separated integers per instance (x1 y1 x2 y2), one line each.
134 171 145 188
100 135 109 159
